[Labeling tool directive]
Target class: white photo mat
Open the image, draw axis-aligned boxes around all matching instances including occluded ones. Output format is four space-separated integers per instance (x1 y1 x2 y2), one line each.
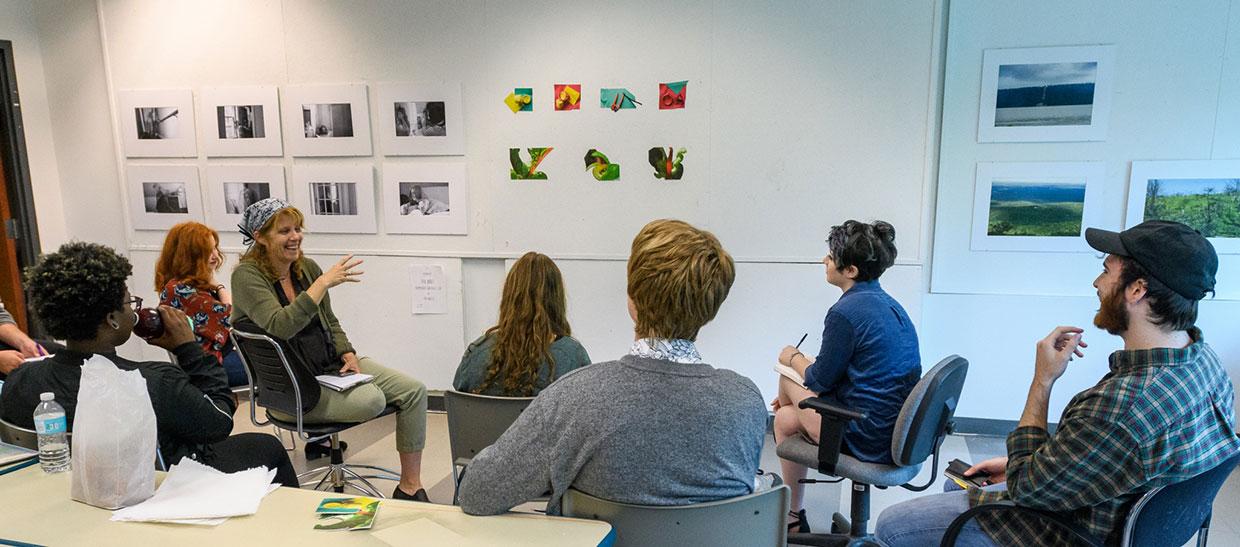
117 89 198 157
977 45 1116 143
290 164 377 233
970 161 1106 253
125 164 204 231
376 82 465 156
199 86 283 157
1126 160 1240 254
281 84 372 157
382 162 468 235
203 165 287 233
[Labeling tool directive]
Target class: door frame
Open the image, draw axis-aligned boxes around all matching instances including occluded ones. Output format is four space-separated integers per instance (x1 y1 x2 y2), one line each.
0 40 44 333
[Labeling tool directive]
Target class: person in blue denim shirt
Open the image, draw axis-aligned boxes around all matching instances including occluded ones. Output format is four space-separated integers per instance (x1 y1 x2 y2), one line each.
772 220 922 533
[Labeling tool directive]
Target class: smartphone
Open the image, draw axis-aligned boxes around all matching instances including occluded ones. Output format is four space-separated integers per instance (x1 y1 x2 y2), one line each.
945 458 989 489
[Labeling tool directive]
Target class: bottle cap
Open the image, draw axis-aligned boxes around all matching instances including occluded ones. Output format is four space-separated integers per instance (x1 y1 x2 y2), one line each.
39 392 54 402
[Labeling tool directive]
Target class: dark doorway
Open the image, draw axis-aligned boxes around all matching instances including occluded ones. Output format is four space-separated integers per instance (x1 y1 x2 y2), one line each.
0 40 44 334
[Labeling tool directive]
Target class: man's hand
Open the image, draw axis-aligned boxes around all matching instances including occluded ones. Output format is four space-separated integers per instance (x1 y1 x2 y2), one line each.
1034 326 1087 388
965 456 1009 485
144 306 197 351
0 350 25 375
339 352 361 375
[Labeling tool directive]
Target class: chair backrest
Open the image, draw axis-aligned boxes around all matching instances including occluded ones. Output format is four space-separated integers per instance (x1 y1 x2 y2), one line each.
0 417 41 450
444 390 535 464
561 485 790 547
1122 453 1240 547
231 324 320 416
891 355 968 466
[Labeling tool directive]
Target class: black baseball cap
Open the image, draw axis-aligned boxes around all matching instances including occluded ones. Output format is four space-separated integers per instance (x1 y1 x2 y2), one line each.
1084 220 1218 300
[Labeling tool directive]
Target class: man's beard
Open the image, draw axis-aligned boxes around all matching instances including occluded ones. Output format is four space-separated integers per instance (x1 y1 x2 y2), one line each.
1093 283 1129 335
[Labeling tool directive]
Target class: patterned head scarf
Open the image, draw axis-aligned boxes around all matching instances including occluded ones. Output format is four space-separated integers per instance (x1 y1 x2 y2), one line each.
238 197 292 247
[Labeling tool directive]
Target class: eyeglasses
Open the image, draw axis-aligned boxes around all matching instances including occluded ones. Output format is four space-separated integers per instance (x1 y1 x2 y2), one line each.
123 295 143 310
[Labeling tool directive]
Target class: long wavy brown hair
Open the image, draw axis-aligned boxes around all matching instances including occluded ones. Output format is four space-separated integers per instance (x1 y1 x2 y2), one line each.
155 222 220 290
477 252 572 396
238 207 307 281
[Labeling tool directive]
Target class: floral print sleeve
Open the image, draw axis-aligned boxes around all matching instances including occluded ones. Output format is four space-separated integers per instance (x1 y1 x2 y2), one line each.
159 281 233 363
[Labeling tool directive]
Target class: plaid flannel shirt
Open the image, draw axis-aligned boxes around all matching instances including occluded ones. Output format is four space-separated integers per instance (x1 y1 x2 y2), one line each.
971 329 1240 546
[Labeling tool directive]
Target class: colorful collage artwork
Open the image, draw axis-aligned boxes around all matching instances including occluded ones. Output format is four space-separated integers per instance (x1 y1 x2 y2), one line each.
584 149 620 181
555 84 581 111
659 81 687 110
510 148 553 180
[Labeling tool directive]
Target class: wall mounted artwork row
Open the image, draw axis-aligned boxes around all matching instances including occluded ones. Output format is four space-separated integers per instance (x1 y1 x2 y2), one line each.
125 163 468 236
505 80 687 113
510 147 686 181
969 160 1239 255
117 83 464 158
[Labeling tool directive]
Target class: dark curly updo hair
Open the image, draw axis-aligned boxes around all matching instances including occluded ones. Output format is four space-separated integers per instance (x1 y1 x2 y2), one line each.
25 241 132 341
826 220 898 282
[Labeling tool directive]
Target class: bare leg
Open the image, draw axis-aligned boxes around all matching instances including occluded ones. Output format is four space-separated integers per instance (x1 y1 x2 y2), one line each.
775 376 825 513
397 450 424 494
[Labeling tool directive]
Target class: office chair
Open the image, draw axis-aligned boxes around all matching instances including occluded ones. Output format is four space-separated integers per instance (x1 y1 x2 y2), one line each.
443 389 535 505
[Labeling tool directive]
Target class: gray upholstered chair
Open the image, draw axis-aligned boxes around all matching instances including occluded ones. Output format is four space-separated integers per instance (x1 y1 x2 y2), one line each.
443 389 535 505
561 484 790 547
777 355 968 546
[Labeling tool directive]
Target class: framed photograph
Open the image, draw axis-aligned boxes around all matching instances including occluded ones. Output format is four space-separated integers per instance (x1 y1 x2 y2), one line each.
970 161 1107 252
117 89 197 157
125 165 203 230
290 164 376 233
203 165 287 232
1126 160 1240 254
382 162 468 235
376 82 464 156
977 45 1116 142
281 84 372 156
199 86 283 157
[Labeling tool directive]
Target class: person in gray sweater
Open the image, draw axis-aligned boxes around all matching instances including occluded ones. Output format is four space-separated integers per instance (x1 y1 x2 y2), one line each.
458 219 767 516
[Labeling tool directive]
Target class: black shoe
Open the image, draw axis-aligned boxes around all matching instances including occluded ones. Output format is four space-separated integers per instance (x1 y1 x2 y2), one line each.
787 509 811 534
393 486 429 502
304 439 347 459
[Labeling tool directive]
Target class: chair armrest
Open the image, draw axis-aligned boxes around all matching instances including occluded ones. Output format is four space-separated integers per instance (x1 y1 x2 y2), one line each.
940 500 1101 547
797 396 865 476
797 397 866 421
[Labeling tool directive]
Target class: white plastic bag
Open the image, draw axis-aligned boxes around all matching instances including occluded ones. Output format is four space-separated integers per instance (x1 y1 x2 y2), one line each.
70 355 158 509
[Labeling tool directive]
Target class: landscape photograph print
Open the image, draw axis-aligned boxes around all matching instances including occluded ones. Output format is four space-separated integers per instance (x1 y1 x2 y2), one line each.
1142 178 1240 238
971 161 1104 253
977 45 1115 142
986 180 1086 237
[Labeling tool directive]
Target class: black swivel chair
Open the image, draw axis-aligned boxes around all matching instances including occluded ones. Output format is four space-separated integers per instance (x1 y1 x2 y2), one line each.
777 355 969 546
942 452 1240 547
231 322 401 496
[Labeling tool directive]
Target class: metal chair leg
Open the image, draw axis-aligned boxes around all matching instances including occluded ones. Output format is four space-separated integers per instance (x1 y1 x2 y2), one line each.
341 467 384 498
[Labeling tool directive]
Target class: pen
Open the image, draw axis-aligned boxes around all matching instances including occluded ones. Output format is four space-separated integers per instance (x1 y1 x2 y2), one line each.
795 333 808 349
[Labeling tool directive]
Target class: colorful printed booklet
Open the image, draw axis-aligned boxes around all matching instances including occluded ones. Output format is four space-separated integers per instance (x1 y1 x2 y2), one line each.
314 496 380 530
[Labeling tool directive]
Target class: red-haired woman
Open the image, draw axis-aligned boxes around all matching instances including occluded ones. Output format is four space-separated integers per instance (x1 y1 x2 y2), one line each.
156 221 246 386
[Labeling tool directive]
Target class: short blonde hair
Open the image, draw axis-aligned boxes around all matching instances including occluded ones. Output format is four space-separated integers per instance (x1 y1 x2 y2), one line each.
627 219 735 341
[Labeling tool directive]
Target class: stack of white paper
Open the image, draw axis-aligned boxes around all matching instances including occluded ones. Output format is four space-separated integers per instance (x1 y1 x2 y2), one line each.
111 458 278 525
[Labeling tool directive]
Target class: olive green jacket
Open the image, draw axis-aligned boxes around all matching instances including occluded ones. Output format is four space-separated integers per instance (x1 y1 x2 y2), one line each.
230 258 355 357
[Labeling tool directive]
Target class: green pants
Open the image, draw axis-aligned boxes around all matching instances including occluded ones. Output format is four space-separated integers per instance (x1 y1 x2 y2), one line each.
272 356 428 453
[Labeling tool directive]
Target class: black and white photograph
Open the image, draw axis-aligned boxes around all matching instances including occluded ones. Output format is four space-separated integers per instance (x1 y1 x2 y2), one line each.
200 86 283 157
290 164 375 232
126 165 203 230
204 165 285 231
398 182 450 215
223 182 271 213
135 107 181 139
394 102 446 137
377 82 464 155
303 103 354 138
383 163 468 234
119 89 197 157
978 45 1115 142
143 182 189 213
217 105 265 139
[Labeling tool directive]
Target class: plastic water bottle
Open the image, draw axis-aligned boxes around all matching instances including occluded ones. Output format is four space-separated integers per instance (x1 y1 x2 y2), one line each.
33 392 70 473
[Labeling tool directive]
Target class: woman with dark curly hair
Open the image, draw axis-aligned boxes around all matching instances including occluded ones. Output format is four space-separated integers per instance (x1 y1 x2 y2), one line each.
771 220 922 533
155 221 246 387
0 241 297 487
453 252 590 396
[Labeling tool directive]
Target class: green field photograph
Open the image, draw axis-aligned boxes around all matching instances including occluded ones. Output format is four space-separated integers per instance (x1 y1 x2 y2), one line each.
1143 178 1240 238
986 181 1086 237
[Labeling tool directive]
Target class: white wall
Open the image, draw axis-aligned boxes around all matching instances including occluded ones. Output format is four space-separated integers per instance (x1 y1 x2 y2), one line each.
0 0 69 249
13 0 943 406
925 0 1240 420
